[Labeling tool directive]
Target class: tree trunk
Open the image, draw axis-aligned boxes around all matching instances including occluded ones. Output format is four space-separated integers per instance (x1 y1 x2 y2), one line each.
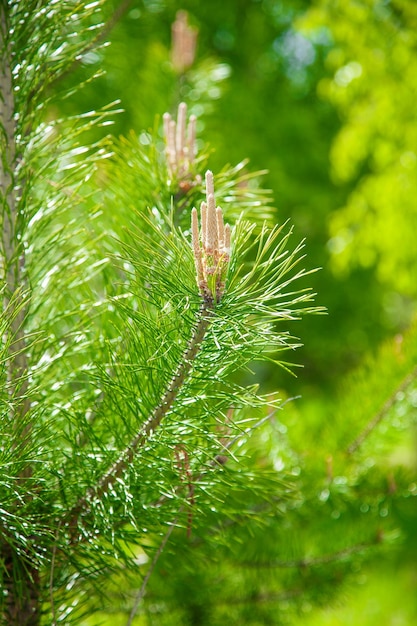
1 6 39 624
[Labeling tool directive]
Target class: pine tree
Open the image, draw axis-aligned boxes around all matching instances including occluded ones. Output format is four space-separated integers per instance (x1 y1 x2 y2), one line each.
0 3 317 624
3 2 416 625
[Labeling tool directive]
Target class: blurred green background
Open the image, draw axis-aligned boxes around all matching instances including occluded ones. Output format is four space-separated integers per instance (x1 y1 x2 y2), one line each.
57 0 417 622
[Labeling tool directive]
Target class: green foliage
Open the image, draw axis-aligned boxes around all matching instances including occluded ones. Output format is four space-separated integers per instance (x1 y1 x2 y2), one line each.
301 0 417 304
0 1 321 624
1 1 417 625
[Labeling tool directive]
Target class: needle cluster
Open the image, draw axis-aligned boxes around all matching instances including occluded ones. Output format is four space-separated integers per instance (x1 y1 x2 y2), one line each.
191 170 231 303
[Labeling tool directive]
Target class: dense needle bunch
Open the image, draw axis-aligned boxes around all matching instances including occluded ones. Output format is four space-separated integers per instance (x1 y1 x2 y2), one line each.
163 102 197 181
192 170 231 303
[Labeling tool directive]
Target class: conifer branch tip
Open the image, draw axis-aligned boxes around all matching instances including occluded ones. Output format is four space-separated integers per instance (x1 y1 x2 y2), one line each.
163 102 199 185
192 171 231 303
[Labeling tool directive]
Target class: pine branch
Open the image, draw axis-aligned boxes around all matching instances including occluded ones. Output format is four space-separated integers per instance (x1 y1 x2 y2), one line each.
239 538 381 569
217 588 302 607
346 364 417 455
125 405 291 618
67 300 214 538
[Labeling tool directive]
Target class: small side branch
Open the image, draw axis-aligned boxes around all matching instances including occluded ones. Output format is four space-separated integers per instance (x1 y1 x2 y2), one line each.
126 519 177 626
347 365 417 455
68 301 213 536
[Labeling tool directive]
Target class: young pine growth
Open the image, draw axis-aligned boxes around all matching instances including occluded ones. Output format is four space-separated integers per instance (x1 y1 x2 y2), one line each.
191 170 231 303
163 101 197 181
170 10 198 74
0 2 325 622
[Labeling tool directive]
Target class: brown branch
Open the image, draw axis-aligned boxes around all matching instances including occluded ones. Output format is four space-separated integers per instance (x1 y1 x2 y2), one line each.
67 300 214 538
347 365 417 455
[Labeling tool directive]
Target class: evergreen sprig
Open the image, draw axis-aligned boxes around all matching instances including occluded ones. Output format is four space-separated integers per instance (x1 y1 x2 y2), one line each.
1 3 320 624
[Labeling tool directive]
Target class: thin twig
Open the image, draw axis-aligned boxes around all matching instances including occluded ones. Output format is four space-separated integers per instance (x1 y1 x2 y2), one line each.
347 365 417 455
126 519 177 626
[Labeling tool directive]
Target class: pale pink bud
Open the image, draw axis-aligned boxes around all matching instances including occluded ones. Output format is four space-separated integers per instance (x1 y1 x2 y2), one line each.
200 201 207 248
206 193 218 254
191 208 204 282
205 170 214 200
176 102 187 159
171 11 198 73
216 206 225 248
